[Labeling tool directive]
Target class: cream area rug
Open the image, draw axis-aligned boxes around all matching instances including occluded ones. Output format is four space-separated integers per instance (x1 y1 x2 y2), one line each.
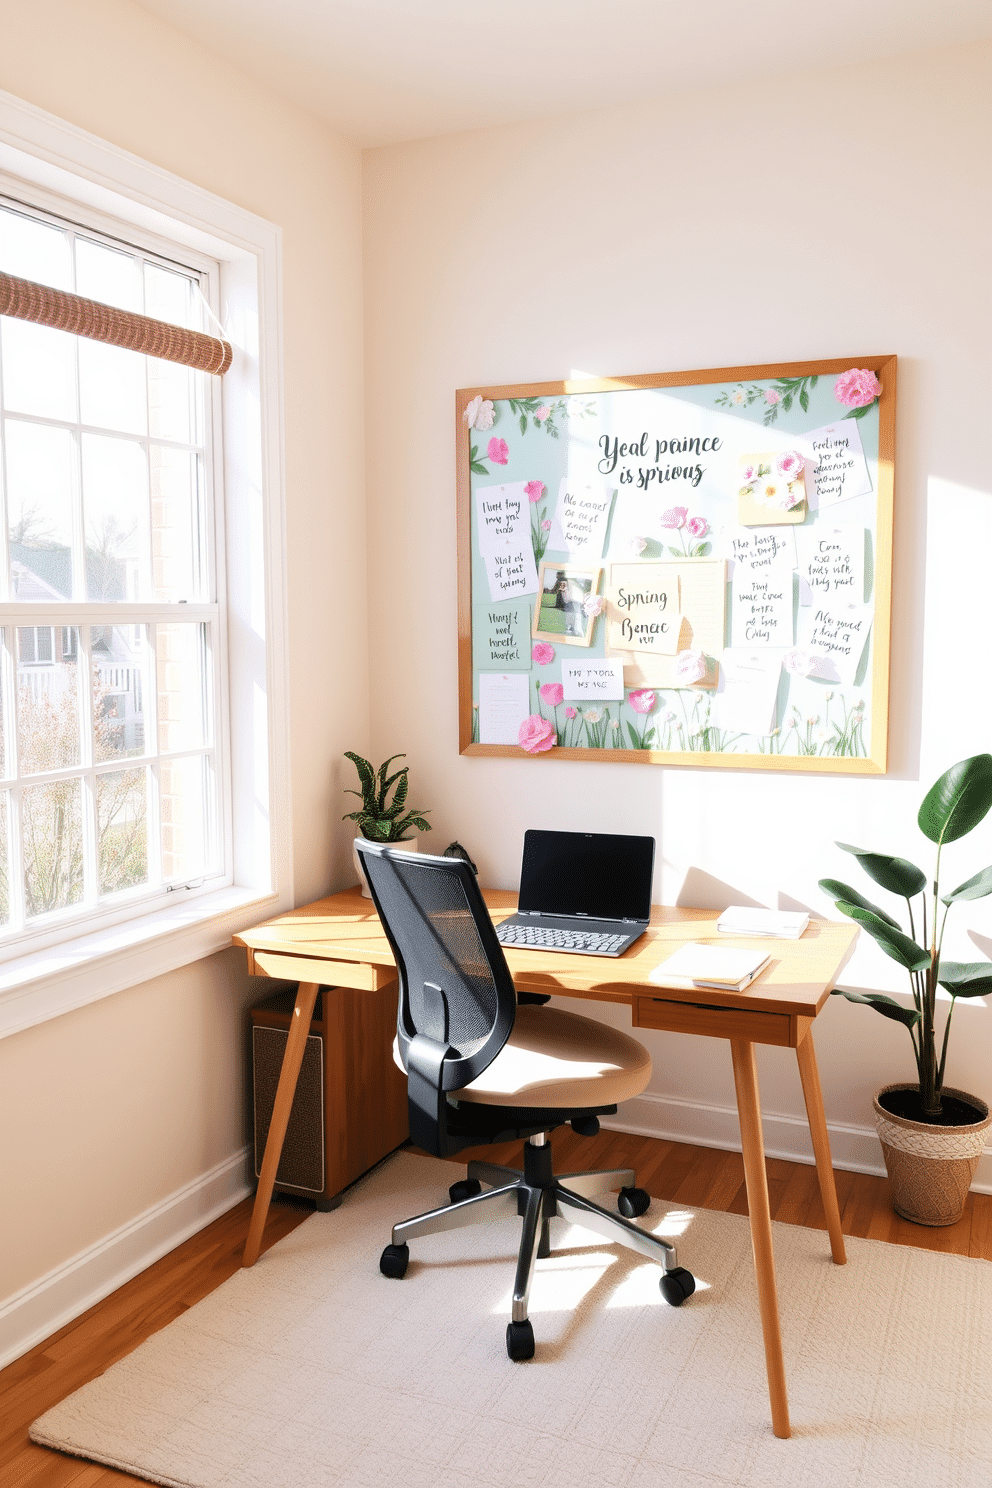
32 1151 992 1488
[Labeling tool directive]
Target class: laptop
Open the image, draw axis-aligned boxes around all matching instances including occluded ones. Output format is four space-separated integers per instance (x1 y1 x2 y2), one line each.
494 829 655 957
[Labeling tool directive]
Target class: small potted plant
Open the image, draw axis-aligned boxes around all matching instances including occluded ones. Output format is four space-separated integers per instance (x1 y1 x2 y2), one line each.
820 754 992 1225
344 752 431 895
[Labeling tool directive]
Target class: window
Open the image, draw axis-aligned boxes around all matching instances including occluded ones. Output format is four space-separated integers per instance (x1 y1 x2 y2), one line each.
0 90 292 1038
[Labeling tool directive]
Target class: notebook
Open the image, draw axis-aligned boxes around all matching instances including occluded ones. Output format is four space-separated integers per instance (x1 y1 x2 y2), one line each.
494 829 655 957
716 906 810 939
650 942 771 992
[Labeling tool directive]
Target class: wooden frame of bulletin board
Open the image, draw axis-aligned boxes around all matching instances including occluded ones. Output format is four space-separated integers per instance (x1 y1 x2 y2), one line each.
457 355 895 773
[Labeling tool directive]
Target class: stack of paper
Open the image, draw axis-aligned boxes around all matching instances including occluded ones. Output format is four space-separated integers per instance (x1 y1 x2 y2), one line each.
716 906 810 939
650 942 771 992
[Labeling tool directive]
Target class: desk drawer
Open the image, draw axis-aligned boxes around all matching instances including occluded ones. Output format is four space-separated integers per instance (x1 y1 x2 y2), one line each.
634 995 794 1047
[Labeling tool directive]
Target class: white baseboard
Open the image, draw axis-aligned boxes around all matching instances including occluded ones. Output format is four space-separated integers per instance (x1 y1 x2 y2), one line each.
0 1147 252 1372
605 1092 992 1194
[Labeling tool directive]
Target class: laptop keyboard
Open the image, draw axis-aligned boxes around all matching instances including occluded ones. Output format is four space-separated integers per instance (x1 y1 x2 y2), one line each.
495 924 628 953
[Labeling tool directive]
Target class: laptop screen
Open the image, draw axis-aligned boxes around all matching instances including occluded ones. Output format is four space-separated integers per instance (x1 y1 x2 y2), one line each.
518 830 655 922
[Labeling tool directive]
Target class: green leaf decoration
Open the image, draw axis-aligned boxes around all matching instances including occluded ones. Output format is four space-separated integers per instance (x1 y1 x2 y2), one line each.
838 902 930 971
836 843 927 898
519 414 527 436
818 878 901 928
844 403 874 420
831 987 921 1029
810 375 819 389
626 721 638 749
918 754 992 846
782 393 793 412
936 961 992 997
668 546 682 557
942 864 992 904
799 388 809 413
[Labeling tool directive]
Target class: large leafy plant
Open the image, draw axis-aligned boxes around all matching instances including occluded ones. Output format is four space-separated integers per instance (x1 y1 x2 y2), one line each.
820 755 992 1119
343 752 431 843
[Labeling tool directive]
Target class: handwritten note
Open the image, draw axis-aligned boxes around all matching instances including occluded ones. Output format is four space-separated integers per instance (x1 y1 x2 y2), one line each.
800 422 872 509
473 602 531 670
731 555 793 647
606 559 727 690
477 672 530 745
796 527 865 604
606 563 685 655
475 482 530 555
549 478 615 558
726 526 796 572
483 543 538 601
800 603 873 685
712 650 783 736
560 659 625 701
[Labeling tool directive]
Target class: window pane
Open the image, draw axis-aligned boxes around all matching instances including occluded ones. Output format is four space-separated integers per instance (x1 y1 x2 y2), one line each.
98 767 148 895
82 434 149 600
75 238 142 312
0 318 77 421
0 636 5 780
147 359 195 445
92 625 147 761
0 792 8 926
22 778 83 916
144 263 197 328
157 623 207 751
6 420 76 598
160 754 209 882
18 630 80 773
0 207 72 289
78 339 147 435
150 448 200 600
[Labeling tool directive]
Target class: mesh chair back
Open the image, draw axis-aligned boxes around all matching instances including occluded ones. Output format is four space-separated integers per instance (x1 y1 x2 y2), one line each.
356 842 516 1091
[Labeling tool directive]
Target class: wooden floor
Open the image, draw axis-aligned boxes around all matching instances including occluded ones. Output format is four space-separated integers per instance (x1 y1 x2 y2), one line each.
5 1130 992 1486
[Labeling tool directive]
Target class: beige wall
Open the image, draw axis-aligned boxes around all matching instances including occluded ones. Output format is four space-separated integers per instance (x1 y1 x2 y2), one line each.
362 43 992 1160
0 0 367 1302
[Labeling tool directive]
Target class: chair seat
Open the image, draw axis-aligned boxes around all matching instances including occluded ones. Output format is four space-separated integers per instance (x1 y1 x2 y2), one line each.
394 1004 652 1108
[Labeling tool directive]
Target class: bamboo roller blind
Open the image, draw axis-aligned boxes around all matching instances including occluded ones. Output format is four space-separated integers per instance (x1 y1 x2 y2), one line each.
0 270 233 375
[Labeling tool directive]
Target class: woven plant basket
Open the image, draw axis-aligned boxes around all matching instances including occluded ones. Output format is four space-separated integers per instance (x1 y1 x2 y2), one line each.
873 1083 992 1226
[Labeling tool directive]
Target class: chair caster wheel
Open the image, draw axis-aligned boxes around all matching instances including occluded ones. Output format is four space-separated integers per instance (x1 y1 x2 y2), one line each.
660 1267 695 1306
618 1186 650 1218
506 1319 535 1361
379 1243 409 1279
449 1178 482 1203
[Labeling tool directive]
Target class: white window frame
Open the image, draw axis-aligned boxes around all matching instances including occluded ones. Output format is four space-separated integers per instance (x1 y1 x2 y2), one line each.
0 88 292 1039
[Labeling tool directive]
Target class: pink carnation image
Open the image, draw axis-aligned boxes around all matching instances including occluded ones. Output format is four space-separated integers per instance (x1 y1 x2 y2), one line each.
540 682 564 707
532 642 555 665
685 515 708 539
518 714 556 753
660 506 688 530
565 706 577 719
741 463 759 485
628 689 656 715
834 368 881 408
524 480 545 503
582 594 605 617
775 451 804 482
674 648 707 685
764 388 781 406
487 436 509 465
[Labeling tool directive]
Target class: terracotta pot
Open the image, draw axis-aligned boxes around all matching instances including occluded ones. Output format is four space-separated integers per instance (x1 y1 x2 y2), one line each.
873 1083 992 1226
352 832 420 897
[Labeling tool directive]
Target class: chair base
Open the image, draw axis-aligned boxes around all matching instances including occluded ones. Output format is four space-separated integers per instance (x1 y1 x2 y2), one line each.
382 1134 693 1354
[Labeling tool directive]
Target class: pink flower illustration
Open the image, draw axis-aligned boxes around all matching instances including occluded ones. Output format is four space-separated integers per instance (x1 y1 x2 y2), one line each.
660 506 688 530
524 480 545 503
565 706 577 719
775 451 804 482
628 689 656 715
834 368 882 408
535 405 551 421
674 648 707 685
518 714 556 753
741 463 759 485
784 649 814 676
685 515 708 539
541 518 552 531
764 388 781 406
487 436 509 465
627 535 648 556
532 642 555 665
540 682 564 707
463 394 495 431
582 594 605 617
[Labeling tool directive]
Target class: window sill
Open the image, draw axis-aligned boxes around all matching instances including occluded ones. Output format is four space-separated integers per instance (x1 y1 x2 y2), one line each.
0 885 283 1041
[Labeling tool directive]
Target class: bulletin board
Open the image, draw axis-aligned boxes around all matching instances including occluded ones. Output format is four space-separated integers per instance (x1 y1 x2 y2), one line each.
457 356 895 773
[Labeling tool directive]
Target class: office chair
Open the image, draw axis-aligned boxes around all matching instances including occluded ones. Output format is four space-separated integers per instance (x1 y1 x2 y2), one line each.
356 840 694 1361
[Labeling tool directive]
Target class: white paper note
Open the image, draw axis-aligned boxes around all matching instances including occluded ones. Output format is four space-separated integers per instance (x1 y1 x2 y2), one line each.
560 658 625 701
800 422 872 509
475 482 531 556
483 543 538 601
725 526 797 572
796 526 865 604
731 555 794 647
606 562 685 655
712 650 783 736
548 478 615 559
799 603 873 685
477 672 531 745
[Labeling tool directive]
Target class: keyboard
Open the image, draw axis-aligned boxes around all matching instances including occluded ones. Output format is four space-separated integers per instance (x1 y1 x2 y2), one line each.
495 923 628 954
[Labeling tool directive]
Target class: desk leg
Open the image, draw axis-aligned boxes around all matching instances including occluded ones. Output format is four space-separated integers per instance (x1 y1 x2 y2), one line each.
243 981 321 1267
730 1038 791 1441
795 1030 846 1266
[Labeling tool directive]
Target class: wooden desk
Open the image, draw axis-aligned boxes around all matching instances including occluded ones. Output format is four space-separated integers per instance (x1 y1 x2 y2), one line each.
235 887 858 1440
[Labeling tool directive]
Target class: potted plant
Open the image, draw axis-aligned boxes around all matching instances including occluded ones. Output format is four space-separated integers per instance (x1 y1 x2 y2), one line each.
344 752 431 895
819 754 992 1225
